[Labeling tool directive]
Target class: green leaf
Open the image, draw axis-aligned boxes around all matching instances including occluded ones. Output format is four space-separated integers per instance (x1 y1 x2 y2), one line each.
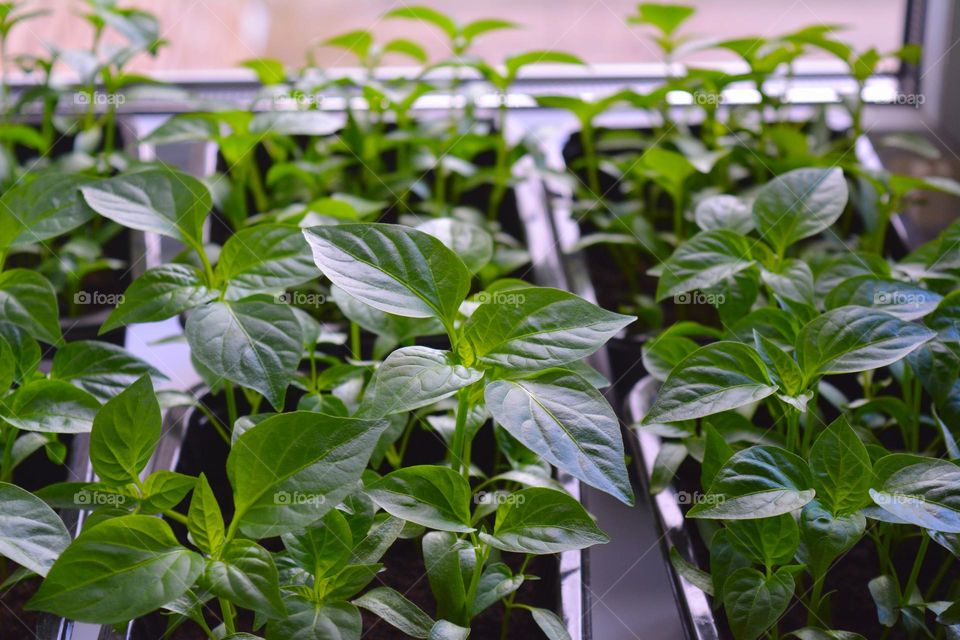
809 416 871 515
139 471 196 513
0 380 99 433
0 269 61 344
649 441 687 494
250 110 341 137
416 218 493 274
228 412 387 538
353 587 435 639
462 287 634 371
695 195 754 234
869 454 960 533
655 230 754 301
366 465 473 532
723 567 796 640
752 167 848 255
0 322 40 385
422 531 469 622
642 334 699 383
825 277 942 321
28 515 203 625
798 500 865 578
90 375 160 485
303 223 470 325
479 487 608 554
462 18 517 41
205 539 285 618
216 224 317 299
710 529 751 599
102 264 215 333
0 173 95 249
186 299 301 410
360 346 482 418
240 57 285 85
429 620 471 640
267 597 361 640
702 423 734 489
631 2 696 35
788 628 866 639
753 332 803 397
188 473 224 555
644 342 777 423
504 51 584 79
472 563 523 615
331 285 444 344
725 514 799 569
797 306 936 382
689 446 815 519
80 169 210 249
50 341 164 402
283 508 352 578
868 575 900 627
762 259 815 306
0 482 70 576
669 547 714 596
384 6 456 38
485 370 633 504
530 607 573 640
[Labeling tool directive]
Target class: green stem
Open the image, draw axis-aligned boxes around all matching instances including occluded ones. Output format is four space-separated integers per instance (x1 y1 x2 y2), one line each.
219 598 236 634
806 573 825 625
902 534 929 604
350 321 361 361
499 555 531 640
671 193 684 240
195 403 231 445
451 388 471 478
163 509 189 526
581 120 601 198
487 102 509 221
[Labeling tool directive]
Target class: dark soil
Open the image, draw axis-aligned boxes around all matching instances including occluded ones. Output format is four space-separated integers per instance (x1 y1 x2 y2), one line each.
0 576 44 640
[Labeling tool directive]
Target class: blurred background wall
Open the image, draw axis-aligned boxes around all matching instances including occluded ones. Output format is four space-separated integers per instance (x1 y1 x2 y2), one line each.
6 0 906 74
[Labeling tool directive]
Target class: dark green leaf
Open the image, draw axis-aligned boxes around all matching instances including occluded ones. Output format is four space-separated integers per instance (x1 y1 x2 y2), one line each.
486 370 633 504
366 465 473 533
0 482 70 576
28 515 203 625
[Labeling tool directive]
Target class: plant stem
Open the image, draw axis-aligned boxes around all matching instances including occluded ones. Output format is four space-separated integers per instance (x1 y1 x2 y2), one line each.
451 388 471 478
350 321 361 360
499 555 531 640
580 121 601 197
219 598 236 634
902 534 929 604
806 573 825 625
487 101 509 221
163 509 189 525
0 425 15 483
